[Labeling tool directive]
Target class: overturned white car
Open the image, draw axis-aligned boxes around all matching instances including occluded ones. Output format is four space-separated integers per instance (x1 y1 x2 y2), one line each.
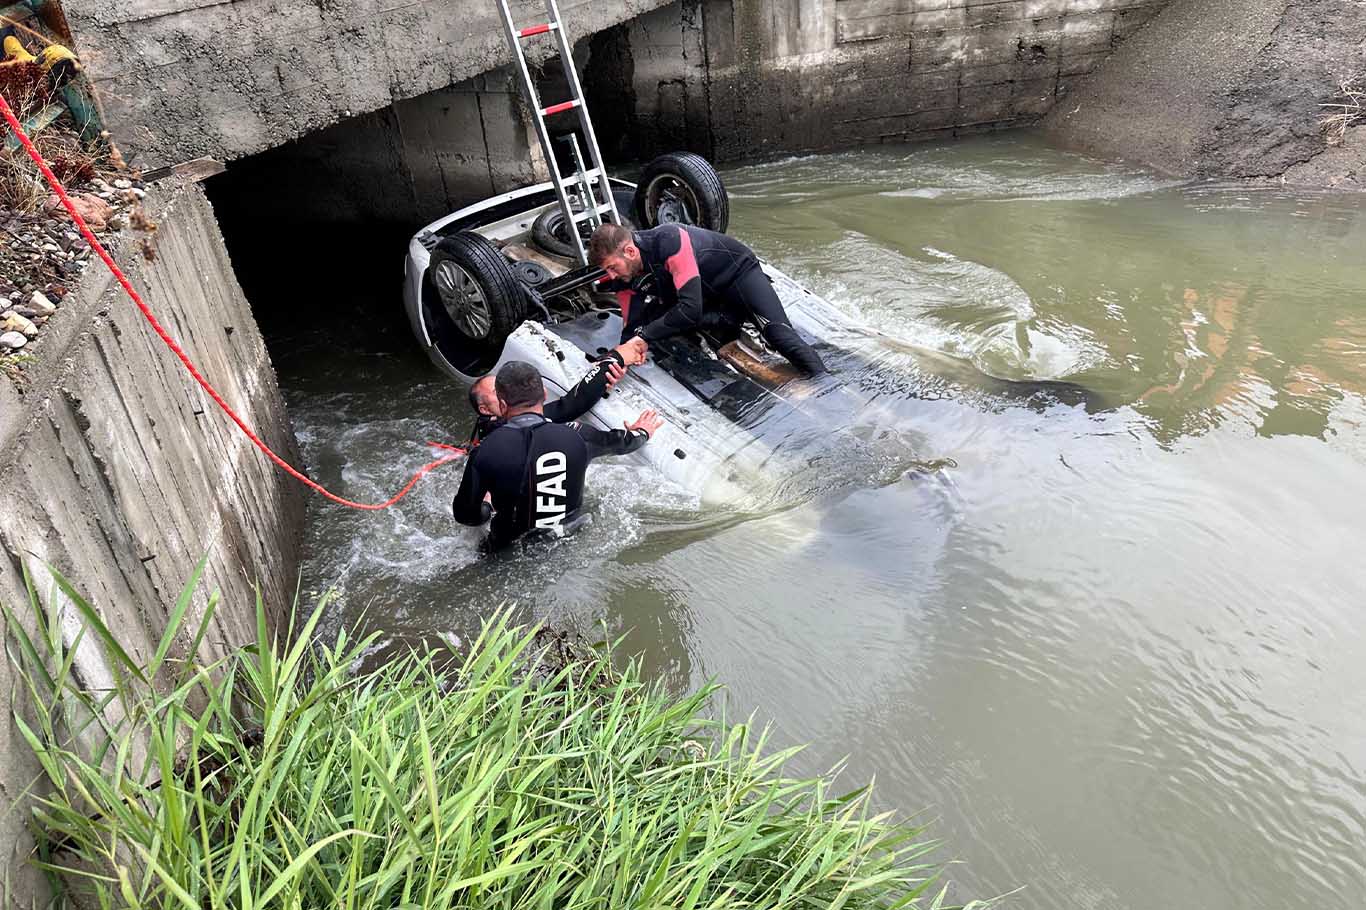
402 152 870 505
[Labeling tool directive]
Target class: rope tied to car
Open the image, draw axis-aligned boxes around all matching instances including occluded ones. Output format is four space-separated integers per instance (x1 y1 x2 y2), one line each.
0 92 468 511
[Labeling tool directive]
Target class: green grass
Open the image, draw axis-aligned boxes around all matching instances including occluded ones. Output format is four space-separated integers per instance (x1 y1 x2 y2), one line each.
4 562 984 909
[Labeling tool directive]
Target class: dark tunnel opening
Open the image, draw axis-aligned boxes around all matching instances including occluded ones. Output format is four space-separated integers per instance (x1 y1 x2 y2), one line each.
204 49 644 374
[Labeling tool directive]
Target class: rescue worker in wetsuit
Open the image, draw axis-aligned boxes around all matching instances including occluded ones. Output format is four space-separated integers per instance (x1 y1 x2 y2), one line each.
452 360 663 551
588 222 827 377
466 343 636 444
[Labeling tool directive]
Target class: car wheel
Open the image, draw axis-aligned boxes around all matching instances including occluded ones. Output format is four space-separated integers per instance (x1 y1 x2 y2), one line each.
612 187 639 229
633 152 729 233
427 232 527 349
530 206 581 259
531 188 640 258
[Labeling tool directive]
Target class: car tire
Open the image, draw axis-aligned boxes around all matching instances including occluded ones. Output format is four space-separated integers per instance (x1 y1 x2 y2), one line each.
633 152 729 233
530 206 580 259
612 187 639 229
531 187 640 258
427 232 527 351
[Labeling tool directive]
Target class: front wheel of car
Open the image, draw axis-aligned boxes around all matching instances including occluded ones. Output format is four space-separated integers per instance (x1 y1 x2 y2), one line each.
427 232 527 354
633 152 729 233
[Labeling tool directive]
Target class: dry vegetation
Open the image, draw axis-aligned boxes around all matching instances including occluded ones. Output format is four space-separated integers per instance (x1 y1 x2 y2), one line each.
1320 74 1364 147
0 59 102 212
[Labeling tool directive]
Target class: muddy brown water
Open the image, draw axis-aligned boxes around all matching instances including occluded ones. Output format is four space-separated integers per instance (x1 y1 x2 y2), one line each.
274 134 1366 909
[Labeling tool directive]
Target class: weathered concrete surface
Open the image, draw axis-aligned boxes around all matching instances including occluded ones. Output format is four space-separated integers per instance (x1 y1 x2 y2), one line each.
206 69 547 228
0 183 304 903
62 0 674 171
589 0 1172 162
1041 0 1366 183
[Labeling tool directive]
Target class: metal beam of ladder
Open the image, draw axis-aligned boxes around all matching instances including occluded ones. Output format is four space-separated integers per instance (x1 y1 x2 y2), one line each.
495 0 620 267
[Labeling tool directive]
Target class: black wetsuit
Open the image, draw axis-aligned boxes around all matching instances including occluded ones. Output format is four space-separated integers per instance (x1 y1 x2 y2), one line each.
469 351 625 444
605 224 826 376
452 413 648 550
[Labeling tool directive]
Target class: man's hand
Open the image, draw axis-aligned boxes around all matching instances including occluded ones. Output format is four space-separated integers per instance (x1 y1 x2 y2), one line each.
615 336 649 367
604 360 626 392
625 409 663 438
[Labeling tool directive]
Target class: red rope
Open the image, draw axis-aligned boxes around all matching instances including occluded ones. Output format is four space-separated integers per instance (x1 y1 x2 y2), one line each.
0 93 466 510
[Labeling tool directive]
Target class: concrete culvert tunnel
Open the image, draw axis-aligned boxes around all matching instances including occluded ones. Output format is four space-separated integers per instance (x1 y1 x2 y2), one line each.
203 71 564 361
203 24 686 365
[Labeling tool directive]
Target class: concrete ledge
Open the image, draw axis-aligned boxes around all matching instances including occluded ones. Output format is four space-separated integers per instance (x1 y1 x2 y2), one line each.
0 181 304 905
62 0 679 169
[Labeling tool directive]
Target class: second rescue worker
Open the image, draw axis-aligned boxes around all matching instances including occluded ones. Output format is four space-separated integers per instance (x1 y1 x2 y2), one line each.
453 361 662 551
587 222 828 377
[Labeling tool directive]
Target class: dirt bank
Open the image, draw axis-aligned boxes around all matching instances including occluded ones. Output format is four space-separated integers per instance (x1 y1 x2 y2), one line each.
1042 0 1366 187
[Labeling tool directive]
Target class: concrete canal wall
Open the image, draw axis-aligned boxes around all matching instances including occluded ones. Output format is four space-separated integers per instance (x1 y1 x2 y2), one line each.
1041 0 1366 185
590 0 1174 162
0 182 304 902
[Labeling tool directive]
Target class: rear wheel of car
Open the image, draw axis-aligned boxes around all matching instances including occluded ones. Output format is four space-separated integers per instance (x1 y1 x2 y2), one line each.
633 152 729 233
427 232 527 351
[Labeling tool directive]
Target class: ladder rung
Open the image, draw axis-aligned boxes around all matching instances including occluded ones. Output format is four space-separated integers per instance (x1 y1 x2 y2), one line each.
572 203 615 224
559 167 601 188
541 99 580 117
517 22 556 38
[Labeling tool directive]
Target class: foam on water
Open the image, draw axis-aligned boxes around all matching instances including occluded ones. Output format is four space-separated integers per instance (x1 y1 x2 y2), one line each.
783 231 1108 382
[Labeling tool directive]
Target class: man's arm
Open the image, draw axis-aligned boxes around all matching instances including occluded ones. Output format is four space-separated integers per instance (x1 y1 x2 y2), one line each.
544 350 625 424
573 409 663 460
451 456 493 526
615 285 645 344
639 226 704 343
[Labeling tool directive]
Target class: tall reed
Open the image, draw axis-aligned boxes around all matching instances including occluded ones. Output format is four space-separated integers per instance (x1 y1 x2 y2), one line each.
4 562 984 909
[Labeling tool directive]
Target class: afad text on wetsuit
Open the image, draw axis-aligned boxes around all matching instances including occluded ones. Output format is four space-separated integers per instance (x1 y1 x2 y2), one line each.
534 450 569 530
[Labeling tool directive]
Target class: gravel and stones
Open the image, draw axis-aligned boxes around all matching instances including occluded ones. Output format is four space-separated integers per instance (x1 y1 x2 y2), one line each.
1 173 144 373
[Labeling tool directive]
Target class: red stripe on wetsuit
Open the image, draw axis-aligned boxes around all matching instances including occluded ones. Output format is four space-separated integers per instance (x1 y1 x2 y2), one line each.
665 226 701 288
636 225 704 343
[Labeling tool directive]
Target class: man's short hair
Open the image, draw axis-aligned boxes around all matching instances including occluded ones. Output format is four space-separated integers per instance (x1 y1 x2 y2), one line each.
588 223 633 267
468 375 495 413
494 361 544 409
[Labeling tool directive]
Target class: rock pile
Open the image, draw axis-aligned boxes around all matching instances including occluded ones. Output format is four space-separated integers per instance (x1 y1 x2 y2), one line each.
1 174 143 365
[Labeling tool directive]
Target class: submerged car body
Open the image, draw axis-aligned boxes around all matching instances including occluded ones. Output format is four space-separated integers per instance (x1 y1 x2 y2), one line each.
401 169 875 505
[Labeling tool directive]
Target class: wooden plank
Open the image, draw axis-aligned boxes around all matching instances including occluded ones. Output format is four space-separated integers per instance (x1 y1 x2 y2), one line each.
140 156 227 183
718 340 802 388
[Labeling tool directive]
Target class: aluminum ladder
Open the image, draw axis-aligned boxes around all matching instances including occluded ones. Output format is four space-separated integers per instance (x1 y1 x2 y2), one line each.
495 0 620 266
